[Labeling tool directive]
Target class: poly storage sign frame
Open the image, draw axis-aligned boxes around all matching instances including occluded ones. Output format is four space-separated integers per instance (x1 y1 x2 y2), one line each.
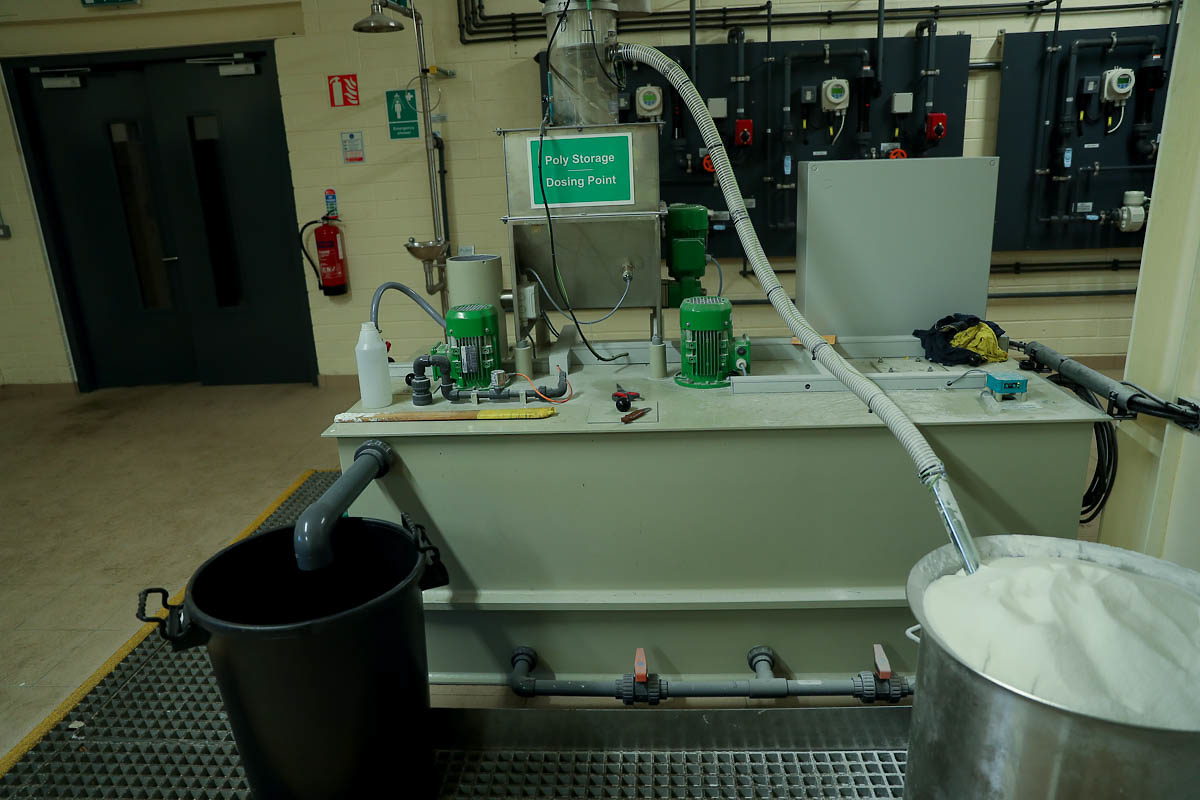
527 132 635 208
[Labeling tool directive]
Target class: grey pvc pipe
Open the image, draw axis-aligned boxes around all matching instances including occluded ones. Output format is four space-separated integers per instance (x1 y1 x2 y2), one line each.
875 0 885 86
1165 0 1181 76
293 440 395 570
371 281 447 331
613 41 981 573
1061 35 1160 131
689 0 697 79
733 27 746 116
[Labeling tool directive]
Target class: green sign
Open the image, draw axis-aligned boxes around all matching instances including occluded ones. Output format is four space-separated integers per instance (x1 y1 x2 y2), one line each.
386 89 419 140
527 132 634 208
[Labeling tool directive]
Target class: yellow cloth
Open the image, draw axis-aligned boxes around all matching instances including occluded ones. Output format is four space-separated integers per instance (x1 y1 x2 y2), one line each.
950 324 1008 363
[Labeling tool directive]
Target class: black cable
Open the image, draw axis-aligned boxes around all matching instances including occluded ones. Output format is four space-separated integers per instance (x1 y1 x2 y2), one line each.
541 310 561 339
540 5 629 363
299 219 324 287
1050 374 1118 523
586 8 624 89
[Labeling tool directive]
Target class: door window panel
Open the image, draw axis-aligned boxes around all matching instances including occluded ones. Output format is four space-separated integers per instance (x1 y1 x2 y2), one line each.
108 121 171 310
188 115 243 308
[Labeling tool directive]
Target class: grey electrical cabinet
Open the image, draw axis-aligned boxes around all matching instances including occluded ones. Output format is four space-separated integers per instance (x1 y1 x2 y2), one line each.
795 157 998 338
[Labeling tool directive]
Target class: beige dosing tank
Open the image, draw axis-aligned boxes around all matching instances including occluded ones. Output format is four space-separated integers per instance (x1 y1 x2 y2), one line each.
446 254 508 358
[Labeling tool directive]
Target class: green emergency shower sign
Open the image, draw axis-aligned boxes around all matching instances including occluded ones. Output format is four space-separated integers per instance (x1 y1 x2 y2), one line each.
528 132 634 208
386 89 419 140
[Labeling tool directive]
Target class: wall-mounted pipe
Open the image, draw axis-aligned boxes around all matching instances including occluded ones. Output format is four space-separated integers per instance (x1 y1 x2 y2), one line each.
915 18 938 116
875 0 885 88
689 0 698 80
459 0 1168 42
1164 0 1181 77
1060 34 1161 137
730 27 747 117
1027 1 1063 240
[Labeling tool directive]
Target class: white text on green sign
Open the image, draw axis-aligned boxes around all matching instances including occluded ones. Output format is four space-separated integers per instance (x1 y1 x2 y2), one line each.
527 133 634 208
386 89 419 140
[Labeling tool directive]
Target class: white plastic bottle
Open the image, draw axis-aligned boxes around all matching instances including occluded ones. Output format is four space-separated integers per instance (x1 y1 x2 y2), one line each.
355 322 393 408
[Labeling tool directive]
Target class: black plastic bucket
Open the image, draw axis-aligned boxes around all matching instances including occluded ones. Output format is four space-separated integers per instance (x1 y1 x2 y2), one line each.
138 516 449 800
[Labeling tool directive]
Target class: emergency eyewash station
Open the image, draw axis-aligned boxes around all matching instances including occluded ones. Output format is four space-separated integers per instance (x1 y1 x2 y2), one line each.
328 0 1109 685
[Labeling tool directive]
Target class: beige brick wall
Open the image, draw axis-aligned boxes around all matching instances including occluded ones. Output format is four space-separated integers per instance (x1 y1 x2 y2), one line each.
0 75 73 385
287 0 1167 375
0 0 1174 383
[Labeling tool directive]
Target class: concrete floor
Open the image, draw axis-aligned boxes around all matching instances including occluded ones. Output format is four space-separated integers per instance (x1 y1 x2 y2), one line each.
0 379 357 757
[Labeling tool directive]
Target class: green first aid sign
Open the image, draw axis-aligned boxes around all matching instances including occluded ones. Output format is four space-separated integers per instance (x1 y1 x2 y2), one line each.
386 89 419 140
528 133 634 208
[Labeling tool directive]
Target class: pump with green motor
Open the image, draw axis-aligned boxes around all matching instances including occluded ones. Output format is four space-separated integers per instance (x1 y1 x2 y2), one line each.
664 203 710 308
676 296 751 388
432 303 502 389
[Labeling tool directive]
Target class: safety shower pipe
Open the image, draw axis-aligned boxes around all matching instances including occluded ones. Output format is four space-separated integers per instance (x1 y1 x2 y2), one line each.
294 440 395 570
381 1 445 246
612 41 981 574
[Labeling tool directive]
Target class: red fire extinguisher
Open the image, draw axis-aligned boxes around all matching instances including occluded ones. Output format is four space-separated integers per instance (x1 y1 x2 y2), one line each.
300 215 348 296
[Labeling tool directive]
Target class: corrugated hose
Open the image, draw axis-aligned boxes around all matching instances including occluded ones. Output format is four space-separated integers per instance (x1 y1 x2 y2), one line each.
613 42 980 573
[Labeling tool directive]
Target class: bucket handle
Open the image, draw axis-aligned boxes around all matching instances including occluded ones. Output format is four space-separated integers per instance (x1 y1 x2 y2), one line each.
905 624 922 644
136 587 211 651
408 514 450 591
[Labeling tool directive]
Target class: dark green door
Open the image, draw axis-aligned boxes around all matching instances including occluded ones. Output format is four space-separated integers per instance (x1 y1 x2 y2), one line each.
11 46 316 388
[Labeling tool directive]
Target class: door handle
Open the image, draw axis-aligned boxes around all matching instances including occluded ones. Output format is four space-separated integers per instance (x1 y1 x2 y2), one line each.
161 256 179 262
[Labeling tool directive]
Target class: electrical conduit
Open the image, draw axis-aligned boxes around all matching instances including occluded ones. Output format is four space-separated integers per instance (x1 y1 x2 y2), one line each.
612 42 981 573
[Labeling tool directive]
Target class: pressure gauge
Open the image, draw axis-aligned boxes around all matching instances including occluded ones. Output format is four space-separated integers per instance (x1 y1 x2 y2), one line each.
821 78 850 112
1102 68 1135 104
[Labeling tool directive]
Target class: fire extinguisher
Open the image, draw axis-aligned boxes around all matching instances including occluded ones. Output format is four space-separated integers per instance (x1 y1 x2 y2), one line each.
300 215 348 296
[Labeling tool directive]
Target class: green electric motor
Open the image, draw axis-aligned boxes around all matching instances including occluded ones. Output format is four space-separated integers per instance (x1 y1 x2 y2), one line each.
665 203 709 308
432 303 502 390
675 296 751 389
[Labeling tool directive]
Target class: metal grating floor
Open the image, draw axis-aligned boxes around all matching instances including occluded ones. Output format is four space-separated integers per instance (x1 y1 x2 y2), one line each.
435 749 906 799
0 470 909 799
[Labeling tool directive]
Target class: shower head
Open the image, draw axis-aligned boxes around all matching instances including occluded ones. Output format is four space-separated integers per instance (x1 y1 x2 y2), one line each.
353 2 404 33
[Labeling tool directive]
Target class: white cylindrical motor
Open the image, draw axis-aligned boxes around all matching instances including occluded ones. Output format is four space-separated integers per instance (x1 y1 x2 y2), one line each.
447 254 508 357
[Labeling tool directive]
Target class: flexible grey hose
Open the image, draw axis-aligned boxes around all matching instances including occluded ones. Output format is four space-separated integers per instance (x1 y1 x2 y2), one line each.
614 42 980 572
371 281 446 331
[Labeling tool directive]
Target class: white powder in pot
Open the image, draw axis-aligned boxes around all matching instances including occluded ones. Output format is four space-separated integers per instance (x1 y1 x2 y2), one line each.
923 556 1200 731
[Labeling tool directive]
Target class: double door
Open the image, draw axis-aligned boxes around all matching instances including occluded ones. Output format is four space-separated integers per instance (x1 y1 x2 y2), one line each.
10 46 316 387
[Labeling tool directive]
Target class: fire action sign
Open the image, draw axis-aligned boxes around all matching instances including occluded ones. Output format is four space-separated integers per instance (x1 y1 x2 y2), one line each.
527 132 634 208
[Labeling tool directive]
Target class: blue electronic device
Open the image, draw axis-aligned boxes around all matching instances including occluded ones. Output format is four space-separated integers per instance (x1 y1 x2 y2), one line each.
986 372 1028 399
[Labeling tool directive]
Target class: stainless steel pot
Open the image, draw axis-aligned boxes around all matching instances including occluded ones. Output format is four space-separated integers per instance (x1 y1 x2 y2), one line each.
904 535 1200 799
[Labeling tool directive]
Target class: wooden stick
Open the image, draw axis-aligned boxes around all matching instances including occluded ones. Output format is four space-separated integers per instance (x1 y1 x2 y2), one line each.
791 334 837 347
334 407 557 423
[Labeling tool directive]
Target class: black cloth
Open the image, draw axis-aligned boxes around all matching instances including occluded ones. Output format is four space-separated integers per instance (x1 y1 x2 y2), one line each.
912 314 1007 366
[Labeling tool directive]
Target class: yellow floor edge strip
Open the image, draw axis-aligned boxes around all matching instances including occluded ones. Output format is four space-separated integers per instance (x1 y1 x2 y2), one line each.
0 468 322 778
